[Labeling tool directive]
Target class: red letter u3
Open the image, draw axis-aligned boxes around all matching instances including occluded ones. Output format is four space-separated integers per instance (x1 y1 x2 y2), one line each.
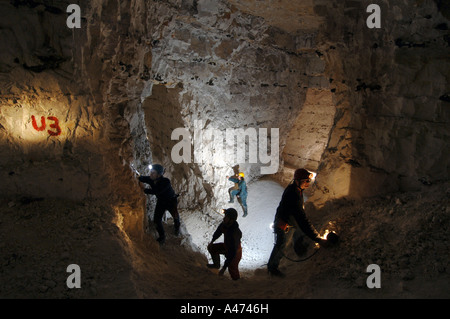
31 115 62 136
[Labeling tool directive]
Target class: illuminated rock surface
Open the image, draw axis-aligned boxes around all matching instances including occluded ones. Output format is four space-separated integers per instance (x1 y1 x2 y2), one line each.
0 0 448 298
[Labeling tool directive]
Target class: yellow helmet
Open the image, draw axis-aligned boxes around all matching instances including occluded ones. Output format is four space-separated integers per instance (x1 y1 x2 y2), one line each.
238 172 245 178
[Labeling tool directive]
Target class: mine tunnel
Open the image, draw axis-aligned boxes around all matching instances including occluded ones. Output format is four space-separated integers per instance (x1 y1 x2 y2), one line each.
0 0 449 299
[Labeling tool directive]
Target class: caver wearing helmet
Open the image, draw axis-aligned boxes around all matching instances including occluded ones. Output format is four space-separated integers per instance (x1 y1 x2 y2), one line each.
138 164 180 244
227 172 248 217
150 164 165 176
267 168 326 277
293 168 312 181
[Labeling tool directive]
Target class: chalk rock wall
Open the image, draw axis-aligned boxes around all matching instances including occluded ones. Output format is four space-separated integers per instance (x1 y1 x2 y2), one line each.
0 0 153 238
282 88 336 172
1 0 449 225
0 0 323 232
0 1 109 200
309 0 450 205
142 0 333 212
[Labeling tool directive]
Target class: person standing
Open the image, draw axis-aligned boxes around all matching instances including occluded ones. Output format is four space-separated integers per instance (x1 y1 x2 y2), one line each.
267 168 327 277
207 208 242 280
227 172 248 217
139 164 180 245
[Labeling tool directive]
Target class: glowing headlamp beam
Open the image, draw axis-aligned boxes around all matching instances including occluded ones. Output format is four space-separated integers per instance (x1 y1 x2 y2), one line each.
320 229 330 240
130 164 141 176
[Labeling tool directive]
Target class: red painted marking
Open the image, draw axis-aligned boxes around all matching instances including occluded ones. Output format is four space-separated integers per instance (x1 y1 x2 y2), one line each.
31 115 62 136
47 116 62 136
31 115 46 131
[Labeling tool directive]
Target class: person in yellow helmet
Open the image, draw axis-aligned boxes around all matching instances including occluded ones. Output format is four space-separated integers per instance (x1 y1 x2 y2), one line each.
226 172 248 217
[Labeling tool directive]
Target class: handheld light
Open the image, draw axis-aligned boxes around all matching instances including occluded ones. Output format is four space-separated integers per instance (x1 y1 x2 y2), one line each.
325 231 339 244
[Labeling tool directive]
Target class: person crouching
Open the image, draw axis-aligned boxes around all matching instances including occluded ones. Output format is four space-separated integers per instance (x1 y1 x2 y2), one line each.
207 208 242 280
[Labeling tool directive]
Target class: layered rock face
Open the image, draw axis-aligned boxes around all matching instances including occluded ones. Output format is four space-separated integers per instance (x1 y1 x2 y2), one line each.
309 0 450 205
0 0 150 238
144 0 328 211
0 0 449 234
0 1 105 200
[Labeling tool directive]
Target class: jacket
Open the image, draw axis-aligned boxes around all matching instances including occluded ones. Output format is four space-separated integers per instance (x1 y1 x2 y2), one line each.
274 182 321 243
139 175 177 202
211 221 242 267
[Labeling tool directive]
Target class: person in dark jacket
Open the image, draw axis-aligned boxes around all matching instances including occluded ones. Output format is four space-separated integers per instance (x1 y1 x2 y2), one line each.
207 208 242 280
227 172 248 217
139 164 180 245
267 168 327 277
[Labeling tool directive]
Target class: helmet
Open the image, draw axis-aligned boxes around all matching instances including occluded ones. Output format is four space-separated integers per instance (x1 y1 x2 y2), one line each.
150 164 165 175
294 168 312 181
238 172 245 178
224 208 238 221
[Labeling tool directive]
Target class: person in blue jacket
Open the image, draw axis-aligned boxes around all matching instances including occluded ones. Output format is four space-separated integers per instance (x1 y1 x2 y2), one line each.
227 172 248 217
139 164 180 245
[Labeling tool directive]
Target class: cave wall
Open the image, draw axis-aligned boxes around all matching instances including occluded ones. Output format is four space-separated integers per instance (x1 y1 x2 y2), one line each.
1 0 448 225
309 0 450 205
142 0 335 211
282 88 336 172
0 1 109 200
0 0 154 238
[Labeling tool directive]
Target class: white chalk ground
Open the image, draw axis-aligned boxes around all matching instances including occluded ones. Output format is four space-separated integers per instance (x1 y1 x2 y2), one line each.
182 179 284 270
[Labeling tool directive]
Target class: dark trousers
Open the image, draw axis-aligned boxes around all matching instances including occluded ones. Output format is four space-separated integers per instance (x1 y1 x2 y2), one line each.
153 198 180 240
208 243 242 280
267 227 293 271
